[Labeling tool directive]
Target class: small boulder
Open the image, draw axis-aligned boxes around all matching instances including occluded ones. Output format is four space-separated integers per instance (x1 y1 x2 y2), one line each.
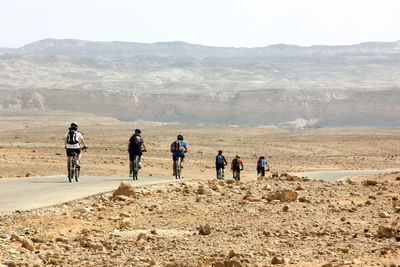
271 256 284 264
377 226 396 238
197 185 206 195
364 180 378 186
283 205 289 212
21 238 35 251
199 224 211 235
378 212 390 218
267 189 298 203
113 182 137 199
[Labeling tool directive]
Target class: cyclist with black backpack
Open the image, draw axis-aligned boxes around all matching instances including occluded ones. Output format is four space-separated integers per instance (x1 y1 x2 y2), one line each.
128 129 147 177
170 135 187 176
64 122 87 169
215 150 228 179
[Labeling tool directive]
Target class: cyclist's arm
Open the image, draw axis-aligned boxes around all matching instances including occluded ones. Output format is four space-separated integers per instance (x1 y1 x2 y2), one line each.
142 142 147 151
266 164 270 170
128 141 131 151
240 161 244 170
64 137 68 147
81 136 87 147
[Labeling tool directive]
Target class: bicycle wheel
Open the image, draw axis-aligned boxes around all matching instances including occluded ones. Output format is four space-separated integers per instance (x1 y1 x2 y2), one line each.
74 164 80 182
217 168 223 180
175 158 181 179
68 157 74 182
133 155 139 180
233 170 238 181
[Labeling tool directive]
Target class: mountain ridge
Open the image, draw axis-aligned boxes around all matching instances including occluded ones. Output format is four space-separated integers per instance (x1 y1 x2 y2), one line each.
2 38 400 60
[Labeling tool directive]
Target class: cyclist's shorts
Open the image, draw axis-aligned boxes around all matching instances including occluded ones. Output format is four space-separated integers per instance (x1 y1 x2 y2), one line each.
66 148 81 157
232 166 241 172
129 151 142 161
172 155 185 161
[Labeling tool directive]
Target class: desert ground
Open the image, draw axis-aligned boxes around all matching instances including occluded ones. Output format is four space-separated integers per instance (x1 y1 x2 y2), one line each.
0 111 400 266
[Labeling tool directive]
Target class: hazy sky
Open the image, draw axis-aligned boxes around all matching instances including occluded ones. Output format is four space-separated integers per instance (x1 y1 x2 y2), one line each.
0 0 399 48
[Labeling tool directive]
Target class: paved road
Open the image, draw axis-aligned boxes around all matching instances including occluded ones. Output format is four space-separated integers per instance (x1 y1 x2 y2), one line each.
293 169 400 182
0 175 177 215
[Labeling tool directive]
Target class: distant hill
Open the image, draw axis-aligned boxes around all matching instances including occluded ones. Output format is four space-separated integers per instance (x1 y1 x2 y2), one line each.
3 38 400 60
0 39 400 127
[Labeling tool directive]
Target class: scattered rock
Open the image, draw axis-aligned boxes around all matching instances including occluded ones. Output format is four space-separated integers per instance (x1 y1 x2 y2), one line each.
113 182 137 199
197 185 206 195
377 226 396 238
199 224 211 235
25 173 34 177
21 238 34 251
298 197 310 203
283 205 289 212
120 218 132 229
267 189 298 202
271 256 284 264
137 233 148 241
378 212 390 218
364 180 378 186
295 184 305 190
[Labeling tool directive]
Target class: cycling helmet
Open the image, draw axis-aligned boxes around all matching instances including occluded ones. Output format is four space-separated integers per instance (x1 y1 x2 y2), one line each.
236 155 240 159
218 150 223 154
135 128 141 134
177 135 183 140
71 122 78 128
260 156 265 159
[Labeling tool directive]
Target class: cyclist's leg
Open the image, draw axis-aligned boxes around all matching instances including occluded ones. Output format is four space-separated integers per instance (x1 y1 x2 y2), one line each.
67 156 71 169
172 156 177 175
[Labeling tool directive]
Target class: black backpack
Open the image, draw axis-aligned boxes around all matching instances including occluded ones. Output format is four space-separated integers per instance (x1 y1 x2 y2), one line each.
67 130 78 145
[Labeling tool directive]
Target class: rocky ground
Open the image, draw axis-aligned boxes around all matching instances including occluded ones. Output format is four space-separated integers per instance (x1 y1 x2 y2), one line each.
0 112 400 266
1 172 400 266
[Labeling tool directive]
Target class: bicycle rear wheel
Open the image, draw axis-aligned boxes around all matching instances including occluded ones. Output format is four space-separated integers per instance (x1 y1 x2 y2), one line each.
175 158 181 179
75 166 80 182
68 158 74 182
217 168 224 180
133 155 139 180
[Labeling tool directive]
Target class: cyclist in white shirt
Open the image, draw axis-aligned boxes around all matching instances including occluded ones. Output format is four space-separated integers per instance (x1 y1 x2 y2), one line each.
64 122 87 168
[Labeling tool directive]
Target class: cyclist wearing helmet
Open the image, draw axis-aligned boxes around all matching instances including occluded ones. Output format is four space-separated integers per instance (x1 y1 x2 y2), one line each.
128 129 147 177
231 155 244 180
170 135 187 176
64 122 87 169
215 150 228 179
257 156 270 178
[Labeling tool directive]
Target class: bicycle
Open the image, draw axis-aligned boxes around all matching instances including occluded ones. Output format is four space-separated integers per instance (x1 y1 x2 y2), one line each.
68 151 80 182
132 155 140 180
131 150 146 181
232 168 242 181
67 147 87 183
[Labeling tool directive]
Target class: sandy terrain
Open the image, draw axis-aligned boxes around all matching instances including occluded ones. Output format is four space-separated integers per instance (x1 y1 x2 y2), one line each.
0 111 400 266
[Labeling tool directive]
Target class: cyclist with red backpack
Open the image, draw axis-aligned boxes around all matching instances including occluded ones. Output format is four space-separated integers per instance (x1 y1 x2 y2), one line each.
215 150 228 179
231 155 244 180
256 156 270 178
64 122 87 169
170 135 187 176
